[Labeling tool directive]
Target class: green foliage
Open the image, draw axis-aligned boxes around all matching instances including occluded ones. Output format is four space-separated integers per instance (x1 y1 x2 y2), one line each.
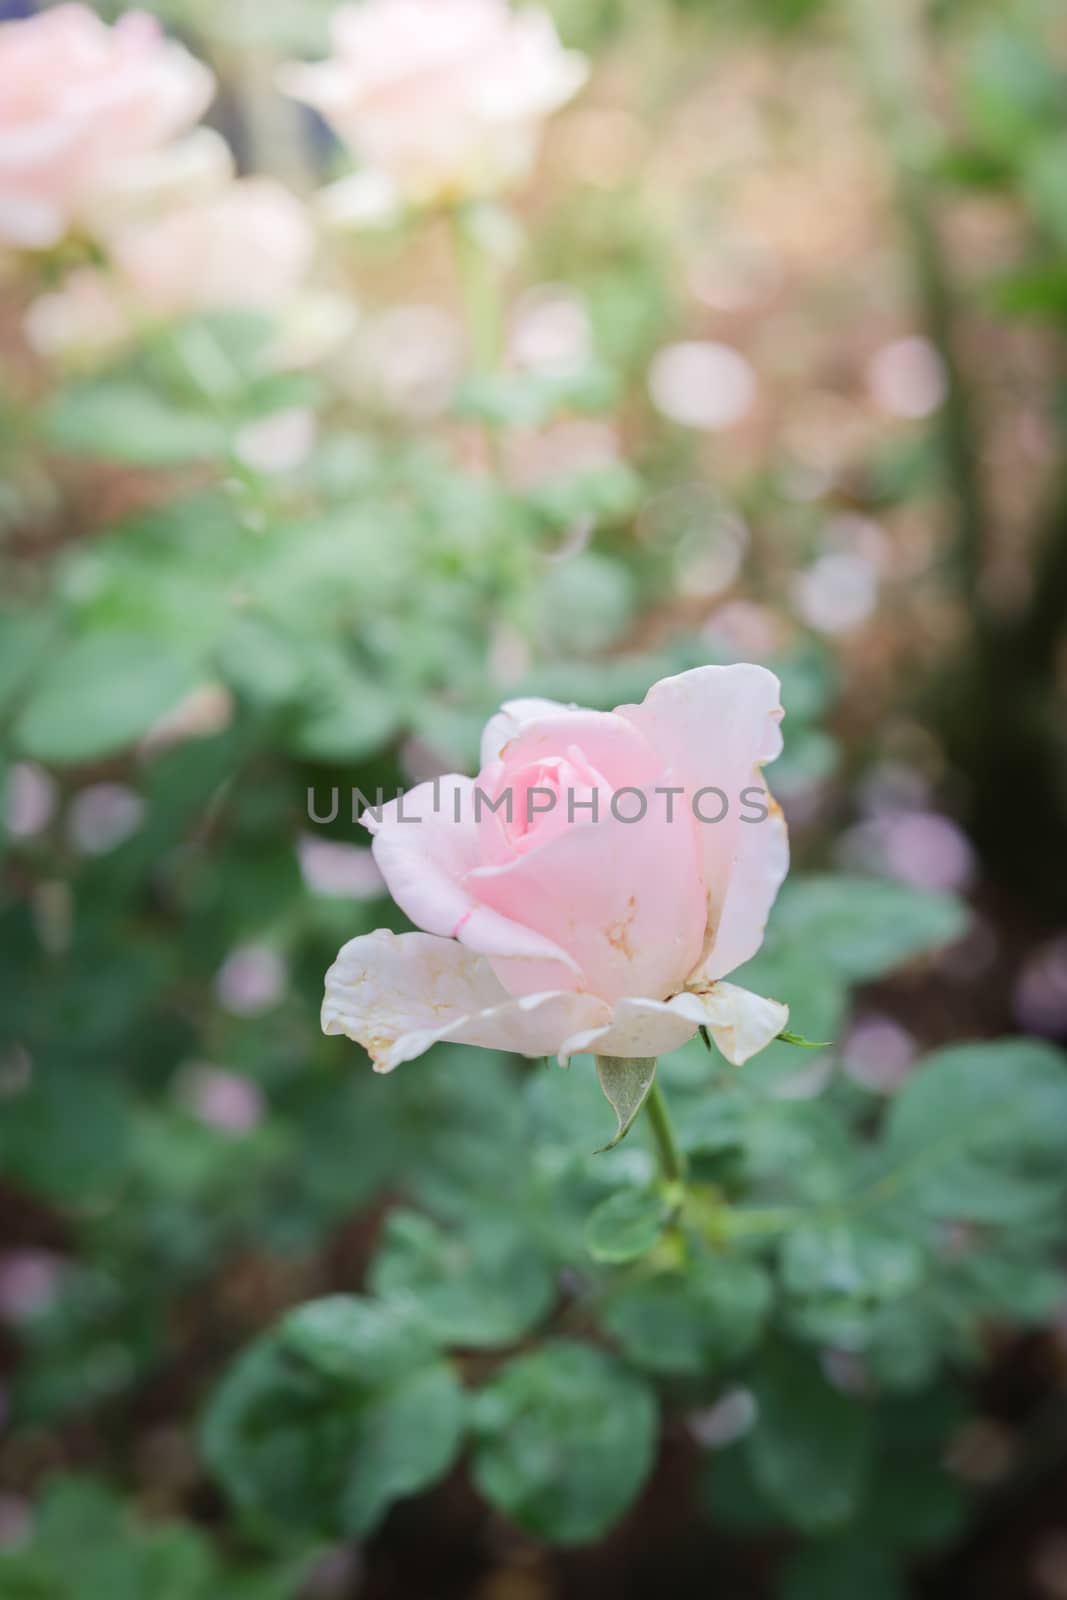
584 1185 672 1263
13 630 202 764
470 1342 658 1543
368 1209 557 1345
745 1344 874 1534
0 1475 296 1600
202 1296 465 1538
603 1247 771 1375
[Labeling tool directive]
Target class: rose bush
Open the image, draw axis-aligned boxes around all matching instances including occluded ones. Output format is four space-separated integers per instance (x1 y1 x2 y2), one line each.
281 0 587 209
0 4 213 250
323 665 790 1070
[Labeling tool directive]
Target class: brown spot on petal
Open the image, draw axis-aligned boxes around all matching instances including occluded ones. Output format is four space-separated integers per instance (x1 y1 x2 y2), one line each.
604 895 638 959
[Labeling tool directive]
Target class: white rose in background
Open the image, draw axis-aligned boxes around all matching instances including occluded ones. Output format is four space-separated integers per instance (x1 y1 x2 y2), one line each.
280 0 587 215
0 4 214 250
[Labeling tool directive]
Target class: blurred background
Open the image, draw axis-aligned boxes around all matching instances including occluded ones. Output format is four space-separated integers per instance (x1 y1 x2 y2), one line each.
1 0 1067 1595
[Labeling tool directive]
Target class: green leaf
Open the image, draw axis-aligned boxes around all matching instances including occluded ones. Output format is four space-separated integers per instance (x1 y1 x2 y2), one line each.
602 1249 771 1376
763 876 968 982
780 1222 925 1304
203 1297 464 1539
287 649 403 761
471 1341 657 1544
701 1441 782 1534
745 1345 873 1533
0 1064 129 1204
962 25 1064 154
43 381 230 465
881 1039 1067 1222
595 1056 657 1151
0 1475 297 1600
368 1210 556 1347
280 1295 438 1386
777 1030 832 1048
340 1362 466 1537
13 631 202 764
584 1188 670 1263
1024 135 1067 248
0 612 54 715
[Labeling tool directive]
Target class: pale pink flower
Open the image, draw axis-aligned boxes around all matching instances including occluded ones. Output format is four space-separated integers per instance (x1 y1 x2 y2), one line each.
26 179 316 358
109 178 314 316
323 666 790 1070
0 4 214 249
281 0 586 206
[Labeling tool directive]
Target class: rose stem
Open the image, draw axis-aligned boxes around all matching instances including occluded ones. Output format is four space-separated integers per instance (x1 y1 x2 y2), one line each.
644 1077 687 1189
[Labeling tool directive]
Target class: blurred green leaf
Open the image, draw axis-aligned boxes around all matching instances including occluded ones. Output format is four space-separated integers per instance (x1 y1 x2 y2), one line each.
0 1064 129 1204
881 1039 1067 1222
471 1341 657 1544
745 1345 873 1533
368 1210 556 1346
761 875 968 982
585 1187 671 1263
0 1475 297 1599
43 381 230 465
13 631 202 764
203 1296 464 1538
603 1249 771 1375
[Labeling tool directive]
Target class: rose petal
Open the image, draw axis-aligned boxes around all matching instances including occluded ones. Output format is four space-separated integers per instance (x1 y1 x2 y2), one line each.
617 664 785 974
467 785 706 1003
480 696 567 767
669 980 789 1066
495 707 662 789
697 789 789 981
558 981 786 1066
558 998 698 1062
363 775 582 977
322 928 608 1070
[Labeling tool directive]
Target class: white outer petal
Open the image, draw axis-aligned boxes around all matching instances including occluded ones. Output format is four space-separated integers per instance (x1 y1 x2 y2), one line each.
558 998 698 1062
670 980 789 1066
322 928 608 1072
559 981 787 1067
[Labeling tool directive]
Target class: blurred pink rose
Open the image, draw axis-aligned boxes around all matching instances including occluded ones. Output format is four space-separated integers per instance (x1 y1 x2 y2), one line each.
281 0 586 206
27 178 316 357
110 178 314 315
323 666 790 1070
0 4 214 249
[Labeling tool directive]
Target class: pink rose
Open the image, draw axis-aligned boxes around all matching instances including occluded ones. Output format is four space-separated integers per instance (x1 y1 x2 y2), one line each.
25 178 316 361
0 5 214 250
323 665 790 1070
281 0 587 206
108 178 314 315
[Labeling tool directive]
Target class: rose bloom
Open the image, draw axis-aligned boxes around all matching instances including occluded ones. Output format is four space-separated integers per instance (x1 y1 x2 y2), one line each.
108 178 314 315
25 179 315 358
0 4 214 250
323 666 790 1070
281 0 587 208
